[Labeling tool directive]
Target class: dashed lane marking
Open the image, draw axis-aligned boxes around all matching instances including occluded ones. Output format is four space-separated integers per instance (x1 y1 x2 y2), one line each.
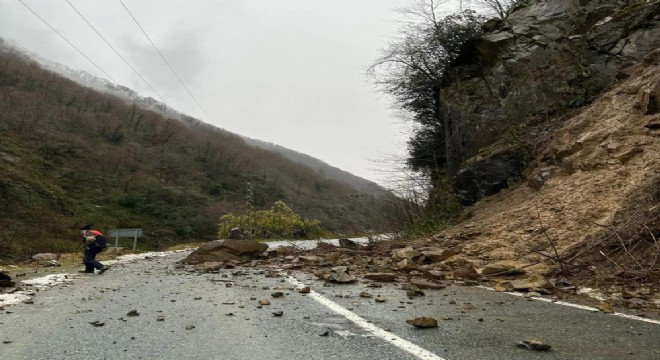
284 275 446 360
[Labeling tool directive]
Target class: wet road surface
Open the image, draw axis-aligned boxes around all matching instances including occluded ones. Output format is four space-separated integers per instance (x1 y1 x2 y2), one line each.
1 251 659 360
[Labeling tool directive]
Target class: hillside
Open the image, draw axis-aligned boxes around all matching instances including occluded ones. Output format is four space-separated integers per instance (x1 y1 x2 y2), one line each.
17 39 388 198
241 137 387 196
0 41 393 260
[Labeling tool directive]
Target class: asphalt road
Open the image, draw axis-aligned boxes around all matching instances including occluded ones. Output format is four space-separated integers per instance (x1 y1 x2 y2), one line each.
1 251 658 360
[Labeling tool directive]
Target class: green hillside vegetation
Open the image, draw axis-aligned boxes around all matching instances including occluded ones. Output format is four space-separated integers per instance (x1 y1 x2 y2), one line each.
0 44 392 260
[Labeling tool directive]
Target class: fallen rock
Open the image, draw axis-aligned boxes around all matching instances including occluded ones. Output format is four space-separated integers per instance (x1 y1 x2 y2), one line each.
328 267 357 284
481 262 526 276
516 339 551 351
597 302 615 314
406 317 438 328
410 278 446 290
180 239 268 264
338 238 362 249
405 285 425 298
511 275 554 292
395 258 415 271
194 262 223 272
364 273 396 282
421 249 457 262
392 247 421 260
298 256 320 263
0 272 15 288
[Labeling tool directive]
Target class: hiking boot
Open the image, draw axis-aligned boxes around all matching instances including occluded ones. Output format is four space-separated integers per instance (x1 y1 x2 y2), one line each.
98 266 110 274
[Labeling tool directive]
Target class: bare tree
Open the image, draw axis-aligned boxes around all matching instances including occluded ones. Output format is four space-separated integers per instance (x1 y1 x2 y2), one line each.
368 1 484 181
459 0 520 19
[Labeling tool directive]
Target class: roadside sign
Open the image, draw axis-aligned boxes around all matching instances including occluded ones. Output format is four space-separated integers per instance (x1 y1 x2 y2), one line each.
108 228 143 250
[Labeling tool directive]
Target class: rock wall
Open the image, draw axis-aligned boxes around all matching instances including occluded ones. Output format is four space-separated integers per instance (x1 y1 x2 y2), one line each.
445 0 660 205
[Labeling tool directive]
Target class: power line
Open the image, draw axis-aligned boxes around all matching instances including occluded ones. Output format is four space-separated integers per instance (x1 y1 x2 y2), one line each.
64 0 164 102
17 0 117 84
117 0 213 122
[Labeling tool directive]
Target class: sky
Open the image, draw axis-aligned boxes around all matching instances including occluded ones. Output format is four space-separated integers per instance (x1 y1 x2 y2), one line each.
0 0 462 186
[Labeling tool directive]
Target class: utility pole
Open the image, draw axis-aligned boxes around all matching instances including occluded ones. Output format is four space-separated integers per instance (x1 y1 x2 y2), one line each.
245 181 254 239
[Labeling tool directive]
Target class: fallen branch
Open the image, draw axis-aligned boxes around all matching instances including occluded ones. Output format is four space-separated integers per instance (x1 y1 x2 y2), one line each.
598 250 624 271
643 224 659 271
610 224 645 270
535 206 567 274
529 249 586 271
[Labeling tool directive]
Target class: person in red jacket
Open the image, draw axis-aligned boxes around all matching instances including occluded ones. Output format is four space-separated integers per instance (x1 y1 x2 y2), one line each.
79 225 110 274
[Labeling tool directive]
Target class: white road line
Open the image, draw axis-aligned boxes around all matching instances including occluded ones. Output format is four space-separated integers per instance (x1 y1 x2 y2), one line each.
476 286 660 326
284 275 446 360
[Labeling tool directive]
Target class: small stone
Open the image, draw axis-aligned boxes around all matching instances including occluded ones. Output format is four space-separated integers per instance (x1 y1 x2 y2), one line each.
375 296 386 303
271 292 284 298
406 317 438 328
364 273 396 282
516 339 551 351
359 291 372 298
298 287 311 294
272 311 283 317
185 325 195 330
89 321 105 327
597 302 614 314
259 299 271 306
126 310 139 316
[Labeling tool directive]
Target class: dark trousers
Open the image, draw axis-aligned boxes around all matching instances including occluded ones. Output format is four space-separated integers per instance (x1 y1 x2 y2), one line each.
82 246 104 272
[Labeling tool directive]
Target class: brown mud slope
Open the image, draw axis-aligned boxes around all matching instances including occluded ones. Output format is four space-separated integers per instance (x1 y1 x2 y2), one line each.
435 52 660 307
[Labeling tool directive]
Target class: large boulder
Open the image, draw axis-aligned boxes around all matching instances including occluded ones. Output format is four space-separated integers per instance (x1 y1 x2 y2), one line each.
181 239 268 264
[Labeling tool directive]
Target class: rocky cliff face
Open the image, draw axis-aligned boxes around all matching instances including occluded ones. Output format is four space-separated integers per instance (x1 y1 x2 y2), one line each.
434 0 660 311
442 0 660 205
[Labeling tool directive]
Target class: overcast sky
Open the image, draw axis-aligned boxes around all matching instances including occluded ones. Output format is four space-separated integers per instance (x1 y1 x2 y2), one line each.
1 0 461 185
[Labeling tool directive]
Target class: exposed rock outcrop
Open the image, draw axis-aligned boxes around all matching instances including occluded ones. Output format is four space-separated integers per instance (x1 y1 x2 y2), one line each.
443 0 660 203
